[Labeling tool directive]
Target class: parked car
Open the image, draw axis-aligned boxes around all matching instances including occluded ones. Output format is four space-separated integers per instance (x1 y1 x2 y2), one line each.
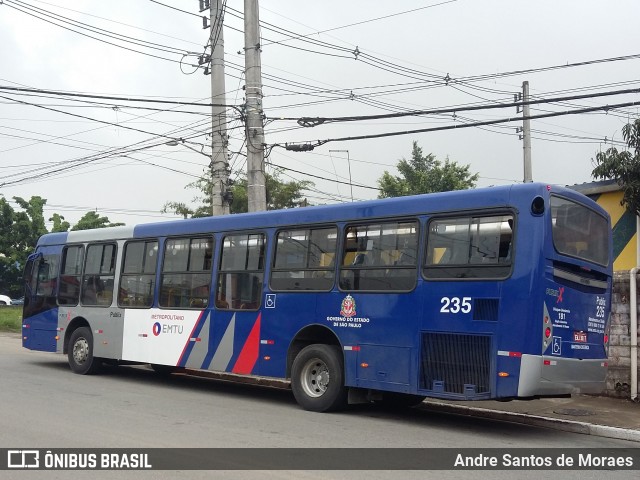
0 294 12 306
11 296 24 305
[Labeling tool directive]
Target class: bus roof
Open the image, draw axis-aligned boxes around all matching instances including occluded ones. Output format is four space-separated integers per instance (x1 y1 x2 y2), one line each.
36 182 604 246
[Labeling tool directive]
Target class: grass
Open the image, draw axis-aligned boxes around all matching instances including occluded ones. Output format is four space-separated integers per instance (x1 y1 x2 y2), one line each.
0 306 22 333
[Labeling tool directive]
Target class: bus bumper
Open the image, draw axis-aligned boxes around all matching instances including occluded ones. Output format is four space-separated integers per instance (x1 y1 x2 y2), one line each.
517 354 607 397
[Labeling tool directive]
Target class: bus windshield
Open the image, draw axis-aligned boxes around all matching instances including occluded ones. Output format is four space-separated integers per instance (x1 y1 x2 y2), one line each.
551 195 609 266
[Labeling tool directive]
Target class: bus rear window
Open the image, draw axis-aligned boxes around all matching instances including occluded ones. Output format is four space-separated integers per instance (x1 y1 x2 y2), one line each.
551 196 608 266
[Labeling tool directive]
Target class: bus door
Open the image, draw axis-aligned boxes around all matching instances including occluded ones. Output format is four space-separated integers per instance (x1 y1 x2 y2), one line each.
184 233 267 376
22 247 61 352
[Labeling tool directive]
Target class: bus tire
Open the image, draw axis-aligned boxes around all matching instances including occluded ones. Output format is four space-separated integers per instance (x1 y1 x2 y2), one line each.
68 326 102 375
291 344 347 412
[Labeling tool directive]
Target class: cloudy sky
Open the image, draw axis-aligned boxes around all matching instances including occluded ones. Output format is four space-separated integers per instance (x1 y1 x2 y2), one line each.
1 0 639 228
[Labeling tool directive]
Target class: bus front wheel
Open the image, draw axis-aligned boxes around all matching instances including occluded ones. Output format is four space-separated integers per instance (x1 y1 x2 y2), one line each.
291 344 347 412
68 326 102 375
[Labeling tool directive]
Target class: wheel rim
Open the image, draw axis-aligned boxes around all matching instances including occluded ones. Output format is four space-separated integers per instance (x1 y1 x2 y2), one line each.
72 337 90 365
299 357 330 398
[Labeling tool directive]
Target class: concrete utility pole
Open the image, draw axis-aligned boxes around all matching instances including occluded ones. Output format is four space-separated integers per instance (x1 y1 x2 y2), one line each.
244 0 267 212
209 0 231 215
522 81 533 183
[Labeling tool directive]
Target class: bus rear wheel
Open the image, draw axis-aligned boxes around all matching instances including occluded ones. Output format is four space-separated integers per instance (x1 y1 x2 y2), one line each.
68 326 102 375
291 344 347 412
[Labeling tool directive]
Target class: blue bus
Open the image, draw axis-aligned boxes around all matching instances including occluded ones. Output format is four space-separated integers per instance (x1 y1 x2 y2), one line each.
22 183 612 412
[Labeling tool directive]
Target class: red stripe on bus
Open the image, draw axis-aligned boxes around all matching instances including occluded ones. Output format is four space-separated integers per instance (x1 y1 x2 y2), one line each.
232 313 262 375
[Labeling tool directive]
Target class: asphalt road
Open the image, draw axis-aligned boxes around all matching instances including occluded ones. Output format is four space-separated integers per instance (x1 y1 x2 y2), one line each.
1 333 637 480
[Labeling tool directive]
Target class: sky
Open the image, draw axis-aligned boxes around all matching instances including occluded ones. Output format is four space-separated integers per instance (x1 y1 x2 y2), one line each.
1 0 639 228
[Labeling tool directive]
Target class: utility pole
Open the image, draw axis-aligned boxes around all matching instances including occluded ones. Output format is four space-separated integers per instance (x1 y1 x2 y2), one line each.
244 0 267 212
208 0 231 215
329 150 354 202
522 81 533 183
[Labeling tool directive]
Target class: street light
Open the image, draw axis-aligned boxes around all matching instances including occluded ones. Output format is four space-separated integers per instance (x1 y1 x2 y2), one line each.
329 150 353 202
165 139 209 158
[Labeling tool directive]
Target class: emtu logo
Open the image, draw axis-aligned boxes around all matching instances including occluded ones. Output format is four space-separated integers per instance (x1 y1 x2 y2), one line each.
152 322 162 336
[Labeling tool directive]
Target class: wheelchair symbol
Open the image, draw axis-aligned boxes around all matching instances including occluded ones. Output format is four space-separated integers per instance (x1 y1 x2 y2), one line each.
551 336 562 356
265 294 276 309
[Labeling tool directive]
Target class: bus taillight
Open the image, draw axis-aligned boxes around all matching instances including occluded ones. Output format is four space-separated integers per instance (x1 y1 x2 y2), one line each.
542 312 553 352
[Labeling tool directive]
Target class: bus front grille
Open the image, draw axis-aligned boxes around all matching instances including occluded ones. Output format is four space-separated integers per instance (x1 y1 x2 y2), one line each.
420 332 492 398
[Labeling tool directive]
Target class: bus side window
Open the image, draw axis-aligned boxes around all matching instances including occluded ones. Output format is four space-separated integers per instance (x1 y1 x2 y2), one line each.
159 237 213 309
82 243 117 307
425 214 513 279
270 227 336 291
339 221 418 292
216 233 265 310
59 245 83 306
34 255 59 298
119 240 158 308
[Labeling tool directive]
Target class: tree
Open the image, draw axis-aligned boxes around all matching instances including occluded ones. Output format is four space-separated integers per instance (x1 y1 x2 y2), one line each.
592 119 640 216
0 197 21 297
229 169 313 214
164 167 313 217
49 213 71 233
161 202 194 219
71 211 125 231
0 196 48 297
0 196 122 295
378 141 478 198
12 196 48 254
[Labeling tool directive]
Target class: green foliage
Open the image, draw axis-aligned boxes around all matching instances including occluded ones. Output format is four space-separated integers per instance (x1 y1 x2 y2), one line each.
164 167 313 217
49 213 70 232
0 306 22 333
0 196 123 296
161 202 194 219
592 119 640 216
0 196 49 298
378 141 478 198
230 169 313 214
71 211 125 231
12 196 47 254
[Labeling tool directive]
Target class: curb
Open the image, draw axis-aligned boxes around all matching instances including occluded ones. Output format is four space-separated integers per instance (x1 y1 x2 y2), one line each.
420 400 640 443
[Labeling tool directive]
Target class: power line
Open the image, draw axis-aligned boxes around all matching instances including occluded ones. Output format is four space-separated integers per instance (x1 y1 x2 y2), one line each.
276 100 640 151
0 94 218 144
0 85 239 110
5 198 177 219
268 162 379 191
148 0 201 18
283 87 640 126
2 0 200 66
28 0 203 48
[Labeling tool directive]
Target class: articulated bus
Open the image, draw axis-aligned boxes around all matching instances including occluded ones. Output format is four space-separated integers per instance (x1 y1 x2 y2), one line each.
22 183 612 412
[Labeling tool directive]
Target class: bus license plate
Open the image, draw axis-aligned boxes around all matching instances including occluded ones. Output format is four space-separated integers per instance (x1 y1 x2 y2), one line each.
573 331 587 343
